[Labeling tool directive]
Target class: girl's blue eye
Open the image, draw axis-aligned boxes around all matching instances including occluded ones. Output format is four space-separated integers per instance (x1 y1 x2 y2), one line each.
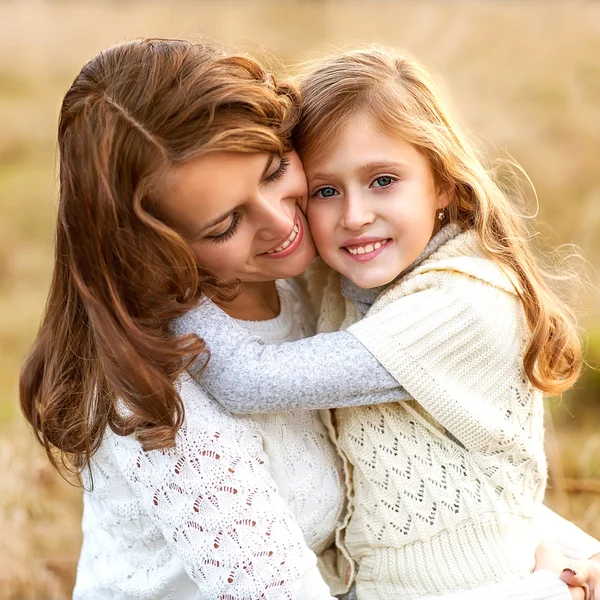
372 176 395 188
316 187 338 199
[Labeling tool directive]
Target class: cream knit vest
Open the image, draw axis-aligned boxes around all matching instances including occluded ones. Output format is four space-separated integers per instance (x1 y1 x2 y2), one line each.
317 231 547 600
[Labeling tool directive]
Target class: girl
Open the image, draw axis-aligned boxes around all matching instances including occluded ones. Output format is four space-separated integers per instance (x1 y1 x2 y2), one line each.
180 47 600 599
20 39 597 599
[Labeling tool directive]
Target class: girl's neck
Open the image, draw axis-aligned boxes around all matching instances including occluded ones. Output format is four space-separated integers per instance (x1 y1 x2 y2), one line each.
217 280 281 321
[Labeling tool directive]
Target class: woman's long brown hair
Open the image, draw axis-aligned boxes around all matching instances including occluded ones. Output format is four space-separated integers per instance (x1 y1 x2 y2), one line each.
20 39 300 472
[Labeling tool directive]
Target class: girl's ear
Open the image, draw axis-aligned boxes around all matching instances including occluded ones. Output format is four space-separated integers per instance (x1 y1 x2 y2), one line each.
436 179 454 210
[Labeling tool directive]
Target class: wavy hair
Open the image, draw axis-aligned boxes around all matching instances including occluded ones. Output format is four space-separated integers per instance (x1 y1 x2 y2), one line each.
20 38 300 471
294 46 581 395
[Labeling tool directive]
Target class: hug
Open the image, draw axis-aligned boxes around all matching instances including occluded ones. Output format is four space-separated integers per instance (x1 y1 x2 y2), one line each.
20 38 600 599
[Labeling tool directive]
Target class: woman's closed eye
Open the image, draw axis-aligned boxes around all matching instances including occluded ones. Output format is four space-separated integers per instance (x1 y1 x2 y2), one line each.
206 212 242 243
263 155 290 184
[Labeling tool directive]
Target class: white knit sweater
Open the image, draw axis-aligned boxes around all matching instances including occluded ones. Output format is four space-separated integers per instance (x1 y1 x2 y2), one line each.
319 231 548 599
73 280 343 599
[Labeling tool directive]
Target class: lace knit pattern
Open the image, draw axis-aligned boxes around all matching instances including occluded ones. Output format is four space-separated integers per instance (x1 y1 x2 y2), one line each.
73 280 341 600
320 232 548 599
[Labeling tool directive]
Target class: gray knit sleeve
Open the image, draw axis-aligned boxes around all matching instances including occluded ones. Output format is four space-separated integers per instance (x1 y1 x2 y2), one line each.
173 298 408 414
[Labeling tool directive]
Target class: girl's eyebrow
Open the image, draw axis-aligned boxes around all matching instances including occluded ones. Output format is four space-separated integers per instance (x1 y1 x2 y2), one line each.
309 160 407 183
357 160 407 174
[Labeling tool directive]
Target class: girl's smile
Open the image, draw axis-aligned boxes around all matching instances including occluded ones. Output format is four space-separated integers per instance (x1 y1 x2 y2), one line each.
342 236 391 261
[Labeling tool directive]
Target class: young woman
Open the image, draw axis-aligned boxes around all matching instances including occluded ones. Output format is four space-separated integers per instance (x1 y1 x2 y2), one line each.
179 47 600 599
19 38 599 599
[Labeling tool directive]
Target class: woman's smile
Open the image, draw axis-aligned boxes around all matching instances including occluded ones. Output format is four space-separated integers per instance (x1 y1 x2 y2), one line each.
263 213 303 258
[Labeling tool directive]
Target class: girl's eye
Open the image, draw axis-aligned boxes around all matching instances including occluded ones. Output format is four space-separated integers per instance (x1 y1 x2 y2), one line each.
371 175 396 188
207 213 241 243
264 155 290 184
314 186 339 199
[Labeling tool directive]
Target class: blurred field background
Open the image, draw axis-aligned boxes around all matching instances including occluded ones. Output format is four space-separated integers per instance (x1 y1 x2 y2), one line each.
0 0 599 598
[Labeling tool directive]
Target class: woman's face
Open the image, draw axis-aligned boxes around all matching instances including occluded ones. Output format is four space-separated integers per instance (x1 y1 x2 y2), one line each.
161 151 316 283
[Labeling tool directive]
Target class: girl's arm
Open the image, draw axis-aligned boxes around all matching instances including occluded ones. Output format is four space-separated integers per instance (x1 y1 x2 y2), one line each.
534 504 600 561
422 571 572 600
109 373 336 599
174 297 409 414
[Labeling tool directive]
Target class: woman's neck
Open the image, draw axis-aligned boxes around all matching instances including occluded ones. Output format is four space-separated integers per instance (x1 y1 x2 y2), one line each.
217 280 281 321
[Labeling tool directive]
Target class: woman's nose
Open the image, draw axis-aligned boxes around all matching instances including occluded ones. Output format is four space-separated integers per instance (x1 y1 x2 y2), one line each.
255 193 295 241
341 193 375 231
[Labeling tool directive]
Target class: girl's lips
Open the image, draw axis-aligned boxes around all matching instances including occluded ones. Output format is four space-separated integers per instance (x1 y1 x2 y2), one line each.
262 214 304 259
343 238 391 263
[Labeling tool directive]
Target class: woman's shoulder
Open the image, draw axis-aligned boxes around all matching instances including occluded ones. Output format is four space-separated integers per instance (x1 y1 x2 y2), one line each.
95 373 265 478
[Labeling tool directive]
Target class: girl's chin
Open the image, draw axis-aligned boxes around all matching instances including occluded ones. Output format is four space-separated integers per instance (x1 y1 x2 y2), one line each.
343 270 397 289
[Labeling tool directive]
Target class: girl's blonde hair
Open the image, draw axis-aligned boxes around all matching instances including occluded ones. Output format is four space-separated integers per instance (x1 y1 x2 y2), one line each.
294 46 581 395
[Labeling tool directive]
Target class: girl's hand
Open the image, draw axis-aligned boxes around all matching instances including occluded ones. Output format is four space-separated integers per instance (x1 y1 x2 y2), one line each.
560 553 600 600
534 541 592 600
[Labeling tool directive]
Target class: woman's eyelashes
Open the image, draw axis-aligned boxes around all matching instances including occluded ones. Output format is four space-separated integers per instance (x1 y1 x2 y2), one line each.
203 155 290 244
206 213 242 243
311 175 398 198
264 155 290 184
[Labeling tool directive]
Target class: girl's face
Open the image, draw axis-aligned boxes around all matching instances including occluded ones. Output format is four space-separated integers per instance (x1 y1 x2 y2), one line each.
305 112 450 289
161 150 316 284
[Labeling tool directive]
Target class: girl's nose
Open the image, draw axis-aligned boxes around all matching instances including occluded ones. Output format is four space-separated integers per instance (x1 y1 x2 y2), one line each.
341 193 375 231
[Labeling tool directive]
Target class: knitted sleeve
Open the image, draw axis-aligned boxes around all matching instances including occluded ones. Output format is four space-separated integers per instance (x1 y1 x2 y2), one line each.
173 297 409 414
107 373 336 599
423 570 571 600
339 570 572 600
534 504 600 560
347 271 531 453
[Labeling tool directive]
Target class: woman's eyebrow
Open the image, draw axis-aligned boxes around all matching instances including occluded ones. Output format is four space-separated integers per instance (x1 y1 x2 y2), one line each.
261 154 276 179
196 210 234 235
195 154 275 237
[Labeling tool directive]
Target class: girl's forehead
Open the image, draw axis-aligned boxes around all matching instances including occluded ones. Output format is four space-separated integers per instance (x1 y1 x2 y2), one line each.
303 113 424 179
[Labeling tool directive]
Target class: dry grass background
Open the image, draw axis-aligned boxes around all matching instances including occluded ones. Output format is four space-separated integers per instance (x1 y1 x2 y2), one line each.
0 1 599 598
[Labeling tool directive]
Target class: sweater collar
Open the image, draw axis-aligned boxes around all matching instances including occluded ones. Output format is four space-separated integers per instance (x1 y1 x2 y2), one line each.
341 223 462 315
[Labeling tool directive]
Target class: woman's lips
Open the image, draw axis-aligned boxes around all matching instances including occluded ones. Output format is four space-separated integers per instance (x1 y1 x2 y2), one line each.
262 214 303 259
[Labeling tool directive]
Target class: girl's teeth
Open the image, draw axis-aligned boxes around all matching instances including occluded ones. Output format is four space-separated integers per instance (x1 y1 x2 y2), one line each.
347 240 387 256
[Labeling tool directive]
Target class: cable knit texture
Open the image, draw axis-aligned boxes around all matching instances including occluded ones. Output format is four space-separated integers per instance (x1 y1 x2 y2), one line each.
73 280 342 599
318 231 548 600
